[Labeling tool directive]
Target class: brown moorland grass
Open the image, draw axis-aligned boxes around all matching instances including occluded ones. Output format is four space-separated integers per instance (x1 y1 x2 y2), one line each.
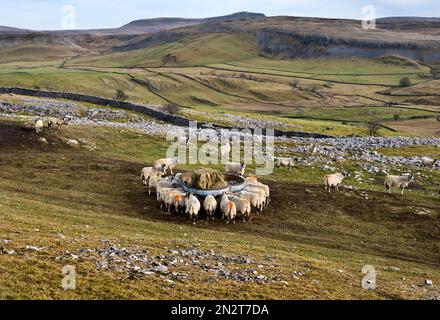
1 121 439 299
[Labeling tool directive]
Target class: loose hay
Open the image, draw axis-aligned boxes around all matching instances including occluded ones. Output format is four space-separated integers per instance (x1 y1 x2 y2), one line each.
190 168 227 190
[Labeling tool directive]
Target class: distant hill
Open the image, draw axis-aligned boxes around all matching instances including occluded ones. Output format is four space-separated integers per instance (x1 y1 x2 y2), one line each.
1 13 440 67
0 26 28 33
118 12 266 34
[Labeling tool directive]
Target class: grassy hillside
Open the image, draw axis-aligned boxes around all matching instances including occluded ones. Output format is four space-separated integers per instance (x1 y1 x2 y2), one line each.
0 44 80 64
69 33 259 68
210 57 432 86
1 120 439 299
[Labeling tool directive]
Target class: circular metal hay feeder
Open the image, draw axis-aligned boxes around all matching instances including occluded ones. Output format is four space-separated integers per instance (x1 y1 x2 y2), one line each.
178 174 246 197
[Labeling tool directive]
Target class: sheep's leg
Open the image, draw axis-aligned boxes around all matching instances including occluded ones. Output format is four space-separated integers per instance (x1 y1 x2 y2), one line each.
336 184 339 192
401 187 405 195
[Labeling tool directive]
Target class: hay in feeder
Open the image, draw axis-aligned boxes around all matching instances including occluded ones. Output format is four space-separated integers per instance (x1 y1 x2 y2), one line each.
190 168 227 190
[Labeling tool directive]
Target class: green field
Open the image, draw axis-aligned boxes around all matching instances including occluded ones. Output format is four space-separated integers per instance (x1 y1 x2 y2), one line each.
69 33 259 68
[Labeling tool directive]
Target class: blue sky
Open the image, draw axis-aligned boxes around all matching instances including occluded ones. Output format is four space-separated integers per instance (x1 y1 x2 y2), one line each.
0 0 439 30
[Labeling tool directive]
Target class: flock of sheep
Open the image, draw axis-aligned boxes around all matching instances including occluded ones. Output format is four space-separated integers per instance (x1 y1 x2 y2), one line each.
34 117 70 133
141 159 270 224
32 115 438 203
276 155 439 196
141 153 439 225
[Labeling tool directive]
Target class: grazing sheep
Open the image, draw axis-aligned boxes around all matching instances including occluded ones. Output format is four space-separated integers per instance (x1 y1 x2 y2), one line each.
324 172 349 193
141 166 165 185
246 182 270 205
47 117 69 129
421 157 438 170
156 176 177 195
157 187 175 209
220 142 231 159
147 175 162 195
245 176 258 184
185 193 201 224
384 174 414 195
203 195 217 221
162 188 185 212
154 158 179 175
34 119 44 133
237 190 263 213
274 157 294 171
229 194 251 222
244 186 267 211
173 192 187 214
220 193 237 223
225 162 246 176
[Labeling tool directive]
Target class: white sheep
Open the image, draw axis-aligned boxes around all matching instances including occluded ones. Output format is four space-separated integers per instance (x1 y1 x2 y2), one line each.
147 175 162 195
173 191 187 214
203 195 217 221
421 157 438 170
225 162 246 176
185 193 201 224
141 166 165 185
246 182 270 205
34 119 44 133
237 190 263 213
324 172 349 193
220 193 237 223
384 174 414 195
47 117 69 129
274 157 294 171
156 176 177 196
154 158 179 175
229 194 251 222
245 176 258 184
161 188 184 212
244 186 267 211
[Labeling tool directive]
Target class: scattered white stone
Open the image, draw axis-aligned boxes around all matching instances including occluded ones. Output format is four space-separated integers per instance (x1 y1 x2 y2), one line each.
37 137 48 144
66 139 79 146
26 245 43 252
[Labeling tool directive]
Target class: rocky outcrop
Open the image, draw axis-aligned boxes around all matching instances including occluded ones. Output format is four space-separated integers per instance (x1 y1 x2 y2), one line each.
255 29 437 61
